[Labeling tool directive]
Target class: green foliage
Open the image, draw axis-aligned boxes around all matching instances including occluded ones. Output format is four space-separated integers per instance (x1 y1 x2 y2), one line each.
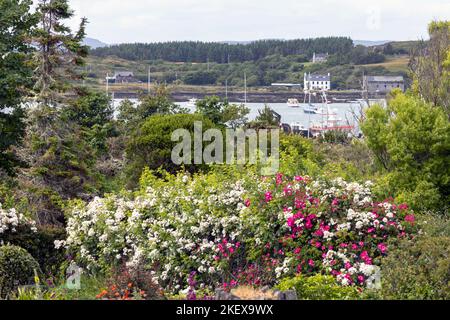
361 91 450 211
195 96 249 127
91 37 354 63
0 245 42 299
16 106 103 224
183 71 219 85
117 86 184 131
0 0 37 174
65 90 113 128
249 105 280 129
33 0 88 104
276 275 360 300
278 134 319 177
369 214 450 300
125 114 217 185
410 20 449 116
1 225 66 276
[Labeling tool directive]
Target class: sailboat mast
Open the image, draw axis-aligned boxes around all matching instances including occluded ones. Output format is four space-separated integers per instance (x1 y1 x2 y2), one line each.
244 72 247 104
147 66 151 94
225 79 228 101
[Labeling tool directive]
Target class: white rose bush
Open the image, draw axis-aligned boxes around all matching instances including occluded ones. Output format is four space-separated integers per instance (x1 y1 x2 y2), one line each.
0 203 37 237
59 167 417 295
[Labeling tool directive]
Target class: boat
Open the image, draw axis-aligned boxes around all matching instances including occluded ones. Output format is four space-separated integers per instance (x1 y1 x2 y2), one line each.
287 98 300 108
290 122 309 137
314 107 338 115
303 104 317 114
187 98 198 108
309 108 354 137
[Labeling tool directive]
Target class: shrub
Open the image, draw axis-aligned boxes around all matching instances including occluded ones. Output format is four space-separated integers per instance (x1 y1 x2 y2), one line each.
277 274 360 300
125 114 218 185
61 169 416 295
371 214 450 300
0 245 41 298
1 225 66 276
361 92 450 212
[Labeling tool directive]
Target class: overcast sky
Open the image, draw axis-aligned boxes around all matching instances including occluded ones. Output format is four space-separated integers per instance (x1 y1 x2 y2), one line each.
61 0 450 44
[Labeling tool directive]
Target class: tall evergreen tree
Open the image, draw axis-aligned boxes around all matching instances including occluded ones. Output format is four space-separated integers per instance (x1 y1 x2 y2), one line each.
15 0 97 225
33 0 88 105
0 0 37 174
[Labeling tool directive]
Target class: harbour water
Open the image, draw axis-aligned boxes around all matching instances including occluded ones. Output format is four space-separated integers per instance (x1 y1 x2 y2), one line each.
113 99 364 132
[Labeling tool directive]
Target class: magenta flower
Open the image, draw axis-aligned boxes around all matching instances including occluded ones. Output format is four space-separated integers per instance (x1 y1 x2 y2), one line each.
265 192 273 202
244 199 251 207
308 259 315 267
405 214 415 225
358 275 365 284
377 243 387 254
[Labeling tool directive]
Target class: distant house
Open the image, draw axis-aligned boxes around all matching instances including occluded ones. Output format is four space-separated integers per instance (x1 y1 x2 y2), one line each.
312 52 328 63
106 71 136 84
114 71 136 83
304 73 331 91
363 75 405 94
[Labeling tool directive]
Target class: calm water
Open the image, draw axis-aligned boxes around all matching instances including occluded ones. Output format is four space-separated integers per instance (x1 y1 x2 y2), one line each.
113 99 363 131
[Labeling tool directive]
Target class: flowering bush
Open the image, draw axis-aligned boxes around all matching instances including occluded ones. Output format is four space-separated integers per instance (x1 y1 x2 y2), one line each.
0 203 37 237
60 169 416 295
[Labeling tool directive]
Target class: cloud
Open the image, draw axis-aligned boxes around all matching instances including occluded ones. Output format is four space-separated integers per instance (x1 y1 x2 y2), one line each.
63 0 450 43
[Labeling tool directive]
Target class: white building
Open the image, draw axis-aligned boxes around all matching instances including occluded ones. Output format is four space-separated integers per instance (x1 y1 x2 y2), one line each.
312 52 329 63
304 73 331 91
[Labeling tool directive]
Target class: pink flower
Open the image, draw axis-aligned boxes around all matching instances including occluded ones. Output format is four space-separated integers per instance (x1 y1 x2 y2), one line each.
308 259 315 267
405 214 415 225
305 220 313 229
276 173 283 186
377 243 387 254
367 228 375 233
358 275 365 284
283 187 293 196
229 247 235 254
345 262 352 270
265 192 273 203
294 176 304 182
244 199 251 207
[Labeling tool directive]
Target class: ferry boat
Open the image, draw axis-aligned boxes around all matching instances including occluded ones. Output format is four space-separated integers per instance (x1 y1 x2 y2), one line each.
287 98 300 108
187 98 198 108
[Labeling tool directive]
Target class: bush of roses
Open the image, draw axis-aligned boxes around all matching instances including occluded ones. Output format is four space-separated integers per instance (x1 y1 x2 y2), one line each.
59 168 416 295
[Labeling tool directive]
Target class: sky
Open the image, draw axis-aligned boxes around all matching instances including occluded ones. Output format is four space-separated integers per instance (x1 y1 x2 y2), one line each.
59 0 450 44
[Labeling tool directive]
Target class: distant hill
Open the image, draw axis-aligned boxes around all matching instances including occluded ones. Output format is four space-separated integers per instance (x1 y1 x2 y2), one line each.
89 37 354 63
83 38 108 49
353 40 391 47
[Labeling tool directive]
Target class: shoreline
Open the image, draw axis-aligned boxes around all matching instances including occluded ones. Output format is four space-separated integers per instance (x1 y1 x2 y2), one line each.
110 90 383 103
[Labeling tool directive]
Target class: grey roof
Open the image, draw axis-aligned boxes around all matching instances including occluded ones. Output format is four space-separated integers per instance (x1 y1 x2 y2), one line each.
307 74 331 81
114 71 134 77
314 53 328 58
366 76 404 82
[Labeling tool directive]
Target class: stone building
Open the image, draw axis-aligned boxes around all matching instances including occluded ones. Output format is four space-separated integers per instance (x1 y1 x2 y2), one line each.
363 75 405 94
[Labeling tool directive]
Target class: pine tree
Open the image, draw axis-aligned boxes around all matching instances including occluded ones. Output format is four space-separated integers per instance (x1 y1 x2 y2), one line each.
15 0 99 225
33 0 88 105
0 0 37 174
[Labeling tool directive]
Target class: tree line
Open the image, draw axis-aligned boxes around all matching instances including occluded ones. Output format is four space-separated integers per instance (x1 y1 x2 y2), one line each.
90 37 354 63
